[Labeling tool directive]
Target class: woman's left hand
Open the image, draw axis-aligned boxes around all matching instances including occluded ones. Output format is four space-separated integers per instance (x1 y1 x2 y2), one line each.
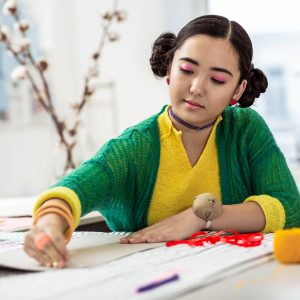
120 208 205 244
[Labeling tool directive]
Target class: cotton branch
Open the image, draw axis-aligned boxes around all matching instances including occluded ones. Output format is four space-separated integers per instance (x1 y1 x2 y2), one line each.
0 0 126 176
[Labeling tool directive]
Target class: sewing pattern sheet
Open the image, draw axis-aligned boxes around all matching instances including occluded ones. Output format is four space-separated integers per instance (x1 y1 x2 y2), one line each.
0 232 164 271
0 233 274 300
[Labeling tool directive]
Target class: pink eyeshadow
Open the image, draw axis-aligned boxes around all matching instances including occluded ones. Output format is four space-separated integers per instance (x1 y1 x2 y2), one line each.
180 63 193 72
213 75 226 82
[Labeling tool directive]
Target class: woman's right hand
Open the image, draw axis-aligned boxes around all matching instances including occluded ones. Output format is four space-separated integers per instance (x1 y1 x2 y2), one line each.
23 213 70 268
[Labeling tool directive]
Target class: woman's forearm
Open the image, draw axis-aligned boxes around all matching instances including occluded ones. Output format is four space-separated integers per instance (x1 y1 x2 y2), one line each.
209 201 266 233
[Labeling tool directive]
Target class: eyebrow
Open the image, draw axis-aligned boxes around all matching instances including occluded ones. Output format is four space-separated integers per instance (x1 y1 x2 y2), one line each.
179 57 233 77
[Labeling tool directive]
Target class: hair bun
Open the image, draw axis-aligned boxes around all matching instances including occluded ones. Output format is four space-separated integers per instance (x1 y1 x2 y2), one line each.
249 68 268 94
149 32 176 78
239 67 268 108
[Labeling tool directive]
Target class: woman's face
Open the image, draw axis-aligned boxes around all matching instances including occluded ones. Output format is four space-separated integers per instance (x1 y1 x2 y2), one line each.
168 34 247 126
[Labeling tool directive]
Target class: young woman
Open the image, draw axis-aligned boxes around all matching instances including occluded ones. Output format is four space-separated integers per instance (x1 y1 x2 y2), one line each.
24 15 300 268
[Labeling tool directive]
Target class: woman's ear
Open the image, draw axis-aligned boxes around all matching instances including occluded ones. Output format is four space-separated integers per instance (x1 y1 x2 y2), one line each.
233 79 247 100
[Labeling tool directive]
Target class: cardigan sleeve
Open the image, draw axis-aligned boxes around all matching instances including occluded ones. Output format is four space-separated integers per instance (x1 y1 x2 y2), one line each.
33 137 134 230
243 195 285 232
33 186 82 227
228 108 300 230
32 114 161 232
249 137 300 229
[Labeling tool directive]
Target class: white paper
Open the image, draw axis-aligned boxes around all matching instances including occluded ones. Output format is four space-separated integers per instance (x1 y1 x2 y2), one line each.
0 233 274 300
0 233 164 271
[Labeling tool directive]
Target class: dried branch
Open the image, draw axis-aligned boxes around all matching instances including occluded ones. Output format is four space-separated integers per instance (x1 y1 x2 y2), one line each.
0 0 126 176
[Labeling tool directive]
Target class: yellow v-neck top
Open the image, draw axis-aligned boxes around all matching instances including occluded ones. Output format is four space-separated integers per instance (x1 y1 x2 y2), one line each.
147 107 222 225
147 106 285 232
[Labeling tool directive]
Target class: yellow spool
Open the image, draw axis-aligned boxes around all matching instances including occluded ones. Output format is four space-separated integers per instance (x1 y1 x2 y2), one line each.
274 228 300 264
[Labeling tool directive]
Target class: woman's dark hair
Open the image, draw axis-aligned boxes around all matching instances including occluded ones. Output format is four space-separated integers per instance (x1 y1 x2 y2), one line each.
149 15 268 107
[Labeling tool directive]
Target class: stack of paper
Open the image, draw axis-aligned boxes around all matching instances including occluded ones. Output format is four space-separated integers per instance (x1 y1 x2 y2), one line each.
0 232 274 300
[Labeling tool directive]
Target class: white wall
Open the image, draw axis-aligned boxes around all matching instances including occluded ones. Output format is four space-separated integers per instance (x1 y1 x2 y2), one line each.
26 0 171 130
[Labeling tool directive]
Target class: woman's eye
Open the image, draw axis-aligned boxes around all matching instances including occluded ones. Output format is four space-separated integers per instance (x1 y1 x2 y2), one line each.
211 78 226 84
180 67 193 74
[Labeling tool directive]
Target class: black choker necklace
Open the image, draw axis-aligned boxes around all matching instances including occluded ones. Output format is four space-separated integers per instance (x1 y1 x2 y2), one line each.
169 107 216 131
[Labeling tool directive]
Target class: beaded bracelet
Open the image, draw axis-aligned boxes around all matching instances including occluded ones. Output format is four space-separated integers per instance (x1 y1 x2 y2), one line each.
33 204 75 243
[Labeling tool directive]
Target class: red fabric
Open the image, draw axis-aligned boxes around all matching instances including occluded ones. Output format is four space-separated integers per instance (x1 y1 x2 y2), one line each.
166 230 263 248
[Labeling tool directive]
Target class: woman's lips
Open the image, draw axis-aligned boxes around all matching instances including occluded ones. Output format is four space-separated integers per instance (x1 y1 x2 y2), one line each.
184 100 205 108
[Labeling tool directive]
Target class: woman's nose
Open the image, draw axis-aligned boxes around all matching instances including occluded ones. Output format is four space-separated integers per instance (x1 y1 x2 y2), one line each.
190 77 205 97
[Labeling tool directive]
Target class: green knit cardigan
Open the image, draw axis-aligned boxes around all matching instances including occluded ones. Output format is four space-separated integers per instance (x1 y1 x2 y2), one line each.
54 106 300 231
